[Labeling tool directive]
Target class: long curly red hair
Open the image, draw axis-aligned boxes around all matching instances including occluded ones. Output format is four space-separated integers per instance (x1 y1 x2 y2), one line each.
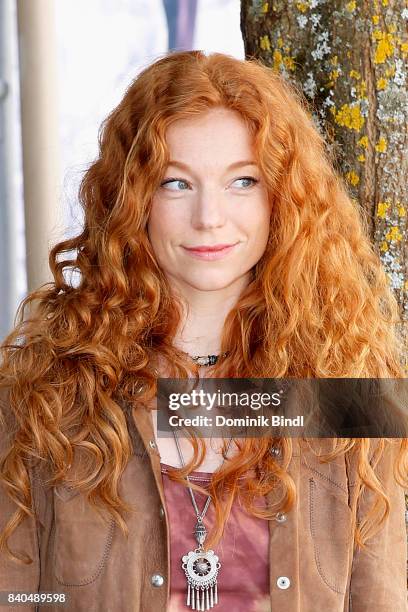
0 50 407 564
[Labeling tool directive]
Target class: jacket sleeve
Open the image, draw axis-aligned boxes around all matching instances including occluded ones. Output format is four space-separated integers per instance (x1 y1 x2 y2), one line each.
0 388 40 611
349 439 408 612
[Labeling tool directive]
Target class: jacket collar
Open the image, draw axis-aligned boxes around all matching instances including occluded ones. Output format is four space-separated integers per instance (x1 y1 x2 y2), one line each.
131 401 166 506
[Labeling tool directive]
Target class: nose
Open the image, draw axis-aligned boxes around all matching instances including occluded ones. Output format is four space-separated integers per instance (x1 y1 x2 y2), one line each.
191 187 226 230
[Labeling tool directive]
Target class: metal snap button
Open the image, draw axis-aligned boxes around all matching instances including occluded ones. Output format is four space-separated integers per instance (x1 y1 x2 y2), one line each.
149 439 157 450
159 506 165 518
275 512 287 523
277 576 291 589
151 573 165 587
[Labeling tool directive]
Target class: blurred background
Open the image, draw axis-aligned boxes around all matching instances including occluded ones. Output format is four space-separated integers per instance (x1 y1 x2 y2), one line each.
0 0 244 340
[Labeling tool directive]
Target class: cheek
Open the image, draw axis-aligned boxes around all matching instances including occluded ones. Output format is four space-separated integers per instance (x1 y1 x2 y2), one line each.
148 201 173 244
247 199 271 240
255 224 270 253
148 198 189 243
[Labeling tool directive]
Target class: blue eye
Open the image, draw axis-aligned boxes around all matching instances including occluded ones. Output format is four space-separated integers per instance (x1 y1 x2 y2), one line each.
161 178 190 191
232 177 259 189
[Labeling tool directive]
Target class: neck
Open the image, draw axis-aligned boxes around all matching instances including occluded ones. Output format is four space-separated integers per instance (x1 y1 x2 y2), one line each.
170 274 250 356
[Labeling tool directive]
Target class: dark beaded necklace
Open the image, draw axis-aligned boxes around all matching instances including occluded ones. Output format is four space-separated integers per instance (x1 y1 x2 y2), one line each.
188 351 230 366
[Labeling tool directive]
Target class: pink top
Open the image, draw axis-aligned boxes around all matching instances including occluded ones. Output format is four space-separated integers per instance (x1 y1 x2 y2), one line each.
160 462 270 612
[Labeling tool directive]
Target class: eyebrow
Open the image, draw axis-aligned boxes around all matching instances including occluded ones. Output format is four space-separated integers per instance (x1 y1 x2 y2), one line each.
167 160 258 172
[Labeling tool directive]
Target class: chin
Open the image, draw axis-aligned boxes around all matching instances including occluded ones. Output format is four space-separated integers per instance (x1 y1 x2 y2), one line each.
181 272 245 292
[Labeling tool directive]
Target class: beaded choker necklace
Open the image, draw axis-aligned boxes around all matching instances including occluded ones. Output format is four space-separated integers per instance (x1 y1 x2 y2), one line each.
188 351 230 366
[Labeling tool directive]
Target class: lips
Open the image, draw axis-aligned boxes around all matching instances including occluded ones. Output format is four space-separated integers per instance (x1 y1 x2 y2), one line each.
183 243 237 252
181 242 239 260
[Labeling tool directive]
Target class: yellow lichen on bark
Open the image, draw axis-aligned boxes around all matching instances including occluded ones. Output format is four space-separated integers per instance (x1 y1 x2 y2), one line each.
334 104 365 131
372 31 395 64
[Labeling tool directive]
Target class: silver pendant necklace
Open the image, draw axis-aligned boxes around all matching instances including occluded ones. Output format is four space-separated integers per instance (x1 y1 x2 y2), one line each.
172 428 234 610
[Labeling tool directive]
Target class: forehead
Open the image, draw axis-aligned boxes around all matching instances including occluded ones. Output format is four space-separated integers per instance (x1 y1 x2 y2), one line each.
164 108 255 167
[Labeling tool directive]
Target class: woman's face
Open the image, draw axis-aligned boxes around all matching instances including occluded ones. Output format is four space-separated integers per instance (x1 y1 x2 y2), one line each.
147 107 271 297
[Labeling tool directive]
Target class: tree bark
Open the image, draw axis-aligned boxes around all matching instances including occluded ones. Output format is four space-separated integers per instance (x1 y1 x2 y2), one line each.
240 0 408 361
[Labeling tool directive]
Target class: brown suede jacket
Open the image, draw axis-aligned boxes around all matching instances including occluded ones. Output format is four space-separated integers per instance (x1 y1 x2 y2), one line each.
0 394 407 612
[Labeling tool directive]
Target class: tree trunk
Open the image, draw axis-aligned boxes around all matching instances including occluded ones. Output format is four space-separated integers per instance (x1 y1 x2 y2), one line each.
240 0 407 361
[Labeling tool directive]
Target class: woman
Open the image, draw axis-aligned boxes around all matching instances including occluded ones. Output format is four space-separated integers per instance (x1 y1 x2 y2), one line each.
0 50 407 612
